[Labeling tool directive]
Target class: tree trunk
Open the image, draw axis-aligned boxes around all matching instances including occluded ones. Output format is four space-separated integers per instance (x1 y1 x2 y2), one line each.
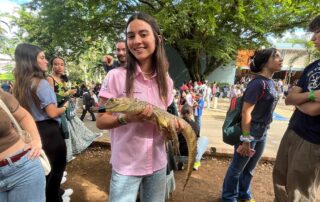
184 49 201 81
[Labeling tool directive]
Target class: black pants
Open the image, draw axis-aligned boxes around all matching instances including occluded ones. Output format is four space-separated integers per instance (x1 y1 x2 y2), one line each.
80 107 96 121
36 119 67 202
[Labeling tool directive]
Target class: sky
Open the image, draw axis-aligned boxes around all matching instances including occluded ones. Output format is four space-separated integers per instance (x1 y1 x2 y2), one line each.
0 0 19 13
0 0 32 37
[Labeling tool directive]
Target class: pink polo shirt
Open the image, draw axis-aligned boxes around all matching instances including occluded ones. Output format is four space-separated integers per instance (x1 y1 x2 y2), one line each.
99 66 173 176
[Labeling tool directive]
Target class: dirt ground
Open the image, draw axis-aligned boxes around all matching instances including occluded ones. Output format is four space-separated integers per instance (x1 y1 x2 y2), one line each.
63 145 277 202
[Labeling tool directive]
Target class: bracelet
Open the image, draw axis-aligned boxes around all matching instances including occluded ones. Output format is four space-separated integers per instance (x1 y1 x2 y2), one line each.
117 114 127 125
242 131 250 136
309 90 316 102
240 135 254 143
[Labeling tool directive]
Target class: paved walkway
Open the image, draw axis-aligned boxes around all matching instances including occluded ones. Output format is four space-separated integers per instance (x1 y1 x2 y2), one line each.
81 98 295 161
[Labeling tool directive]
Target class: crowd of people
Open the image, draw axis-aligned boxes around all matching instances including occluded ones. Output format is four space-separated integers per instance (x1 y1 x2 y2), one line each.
0 12 319 202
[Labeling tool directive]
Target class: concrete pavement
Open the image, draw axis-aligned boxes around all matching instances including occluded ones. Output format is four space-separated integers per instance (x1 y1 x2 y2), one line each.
81 98 295 161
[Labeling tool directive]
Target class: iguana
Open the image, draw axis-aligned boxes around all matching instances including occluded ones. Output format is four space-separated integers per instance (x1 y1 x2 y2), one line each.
97 97 197 190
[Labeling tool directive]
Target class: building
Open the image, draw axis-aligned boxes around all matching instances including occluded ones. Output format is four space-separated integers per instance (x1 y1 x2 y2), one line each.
234 43 309 84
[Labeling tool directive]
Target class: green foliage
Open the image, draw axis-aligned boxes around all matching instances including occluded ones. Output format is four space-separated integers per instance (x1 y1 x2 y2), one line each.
138 0 319 80
7 0 320 81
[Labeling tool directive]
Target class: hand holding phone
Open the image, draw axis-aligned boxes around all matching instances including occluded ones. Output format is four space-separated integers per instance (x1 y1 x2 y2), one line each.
236 144 256 157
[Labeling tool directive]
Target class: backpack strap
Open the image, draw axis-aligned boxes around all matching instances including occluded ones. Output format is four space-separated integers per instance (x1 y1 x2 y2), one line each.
47 75 60 93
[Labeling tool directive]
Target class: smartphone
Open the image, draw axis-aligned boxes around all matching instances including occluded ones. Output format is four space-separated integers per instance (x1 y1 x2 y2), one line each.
236 145 256 157
58 99 68 107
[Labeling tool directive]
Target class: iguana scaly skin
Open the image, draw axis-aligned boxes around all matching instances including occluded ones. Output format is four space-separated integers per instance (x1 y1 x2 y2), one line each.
100 97 197 190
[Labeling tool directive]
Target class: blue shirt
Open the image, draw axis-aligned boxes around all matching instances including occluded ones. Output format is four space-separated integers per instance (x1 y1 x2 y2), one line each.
1 83 10 92
243 75 279 126
194 98 204 117
29 79 60 123
289 60 320 144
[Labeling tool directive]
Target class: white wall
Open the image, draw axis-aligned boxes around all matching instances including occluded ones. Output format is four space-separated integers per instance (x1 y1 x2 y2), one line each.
207 61 236 85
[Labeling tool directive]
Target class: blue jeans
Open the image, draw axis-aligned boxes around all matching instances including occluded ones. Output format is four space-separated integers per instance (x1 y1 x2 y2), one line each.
222 123 268 202
0 150 46 202
109 167 166 202
175 136 209 163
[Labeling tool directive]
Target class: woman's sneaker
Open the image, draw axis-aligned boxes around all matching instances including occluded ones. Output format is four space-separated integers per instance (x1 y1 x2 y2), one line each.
61 177 67 184
62 196 70 202
62 189 73 198
193 161 201 171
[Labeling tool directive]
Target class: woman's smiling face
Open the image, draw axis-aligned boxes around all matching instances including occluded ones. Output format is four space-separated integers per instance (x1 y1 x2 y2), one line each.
126 19 156 64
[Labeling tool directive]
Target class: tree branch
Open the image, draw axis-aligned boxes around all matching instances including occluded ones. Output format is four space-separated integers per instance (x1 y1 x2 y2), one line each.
138 0 156 11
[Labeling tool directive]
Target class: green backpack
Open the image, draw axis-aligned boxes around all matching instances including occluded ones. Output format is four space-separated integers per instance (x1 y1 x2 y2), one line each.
222 80 266 145
222 96 243 145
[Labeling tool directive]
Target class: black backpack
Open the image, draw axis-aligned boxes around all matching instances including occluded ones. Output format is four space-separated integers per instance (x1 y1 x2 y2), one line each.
222 79 266 145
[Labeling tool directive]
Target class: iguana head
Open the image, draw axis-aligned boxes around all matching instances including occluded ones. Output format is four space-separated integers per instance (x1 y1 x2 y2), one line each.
104 97 139 113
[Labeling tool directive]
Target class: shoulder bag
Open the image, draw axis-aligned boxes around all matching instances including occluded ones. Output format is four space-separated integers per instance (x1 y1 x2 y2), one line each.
0 99 51 175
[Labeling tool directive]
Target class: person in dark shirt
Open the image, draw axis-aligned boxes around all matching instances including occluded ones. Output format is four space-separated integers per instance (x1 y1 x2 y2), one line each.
273 15 320 202
102 40 126 72
80 89 96 121
222 48 283 202
177 104 208 171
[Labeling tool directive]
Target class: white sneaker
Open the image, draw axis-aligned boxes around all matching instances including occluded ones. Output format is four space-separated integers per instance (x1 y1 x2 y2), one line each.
62 188 73 197
61 177 67 184
62 195 70 202
95 132 103 139
63 171 67 177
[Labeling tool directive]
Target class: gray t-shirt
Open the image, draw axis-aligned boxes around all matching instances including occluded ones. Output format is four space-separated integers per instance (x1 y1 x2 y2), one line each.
29 79 60 123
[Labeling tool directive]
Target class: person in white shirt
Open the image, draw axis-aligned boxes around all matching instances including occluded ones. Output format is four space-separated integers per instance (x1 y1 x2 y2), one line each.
204 84 212 109
186 90 193 106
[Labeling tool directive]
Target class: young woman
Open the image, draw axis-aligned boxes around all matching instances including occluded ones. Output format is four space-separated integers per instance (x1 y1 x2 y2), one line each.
222 48 283 202
97 12 183 201
0 89 45 201
47 56 100 162
13 43 70 202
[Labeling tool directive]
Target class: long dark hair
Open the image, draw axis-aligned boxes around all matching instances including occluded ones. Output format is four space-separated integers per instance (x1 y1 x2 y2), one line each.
13 43 44 112
309 15 320 32
125 12 170 104
249 48 277 73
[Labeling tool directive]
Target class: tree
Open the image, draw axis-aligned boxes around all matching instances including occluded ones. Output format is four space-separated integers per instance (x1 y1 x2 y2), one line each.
10 0 320 81
138 0 319 80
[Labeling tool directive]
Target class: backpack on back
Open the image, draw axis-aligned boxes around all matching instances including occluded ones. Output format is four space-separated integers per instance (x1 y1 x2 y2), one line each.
222 96 243 145
222 79 266 145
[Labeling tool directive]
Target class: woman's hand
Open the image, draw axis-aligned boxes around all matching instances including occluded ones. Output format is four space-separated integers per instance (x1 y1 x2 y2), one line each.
25 139 42 159
237 142 251 157
172 117 185 133
165 118 185 140
63 101 69 109
125 105 153 123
